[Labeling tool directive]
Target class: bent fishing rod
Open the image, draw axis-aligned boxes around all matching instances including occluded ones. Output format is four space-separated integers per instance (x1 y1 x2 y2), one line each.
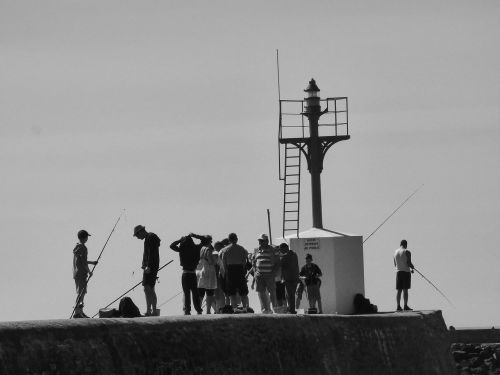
413 267 455 307
70 209 126 319
92 259 174 318
363 185 423 244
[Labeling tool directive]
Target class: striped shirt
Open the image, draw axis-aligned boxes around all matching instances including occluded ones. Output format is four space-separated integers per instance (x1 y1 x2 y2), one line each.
253 246 276 276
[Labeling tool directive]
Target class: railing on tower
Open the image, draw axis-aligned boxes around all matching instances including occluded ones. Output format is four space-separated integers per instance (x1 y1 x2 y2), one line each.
278 97 349 238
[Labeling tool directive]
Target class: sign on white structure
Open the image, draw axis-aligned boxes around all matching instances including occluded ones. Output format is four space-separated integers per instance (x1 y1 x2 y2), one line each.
304 238 320 251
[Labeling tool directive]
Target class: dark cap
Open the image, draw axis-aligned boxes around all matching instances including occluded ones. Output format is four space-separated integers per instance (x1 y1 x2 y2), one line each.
258 234 269 242
133 225 146 237
78 230 91 239
305 253 312 260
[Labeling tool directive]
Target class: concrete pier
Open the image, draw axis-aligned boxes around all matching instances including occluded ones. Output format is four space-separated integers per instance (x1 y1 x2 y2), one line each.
0 311 455 375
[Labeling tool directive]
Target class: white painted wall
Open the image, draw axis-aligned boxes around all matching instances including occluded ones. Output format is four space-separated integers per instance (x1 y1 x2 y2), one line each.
285 228 365 314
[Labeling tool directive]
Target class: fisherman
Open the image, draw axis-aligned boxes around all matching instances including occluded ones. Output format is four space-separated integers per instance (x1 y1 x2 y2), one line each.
279 242 299 314
72 229 98 318
170 233 207 315
252 234 279 314
133 225 161 316
394 239 415 311
220 233 249 309
299 254 323 314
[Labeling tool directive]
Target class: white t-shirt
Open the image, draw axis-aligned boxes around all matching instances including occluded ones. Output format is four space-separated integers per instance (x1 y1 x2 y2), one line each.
394 247 411 272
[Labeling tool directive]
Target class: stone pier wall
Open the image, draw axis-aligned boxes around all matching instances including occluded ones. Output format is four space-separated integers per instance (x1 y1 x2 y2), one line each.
0 311 455 375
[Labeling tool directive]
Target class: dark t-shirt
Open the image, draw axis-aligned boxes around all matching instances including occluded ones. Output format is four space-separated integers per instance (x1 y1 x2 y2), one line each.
170 239 201 271
299 263 322 286
281 251 300 282
73 243 88 279
142 233 161 272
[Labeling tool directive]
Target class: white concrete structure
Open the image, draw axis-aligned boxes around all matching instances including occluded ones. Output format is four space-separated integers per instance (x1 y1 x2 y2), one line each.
282 227 364 314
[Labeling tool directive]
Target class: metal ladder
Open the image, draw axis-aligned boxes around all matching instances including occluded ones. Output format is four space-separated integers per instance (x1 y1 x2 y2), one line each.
282 144 301 238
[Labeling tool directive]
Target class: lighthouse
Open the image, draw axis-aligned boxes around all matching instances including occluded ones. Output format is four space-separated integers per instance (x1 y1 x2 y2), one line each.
278 79 364 314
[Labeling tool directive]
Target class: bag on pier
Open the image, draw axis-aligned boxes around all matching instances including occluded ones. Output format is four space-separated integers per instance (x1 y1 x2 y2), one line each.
119 297 141 318
353 293 378 314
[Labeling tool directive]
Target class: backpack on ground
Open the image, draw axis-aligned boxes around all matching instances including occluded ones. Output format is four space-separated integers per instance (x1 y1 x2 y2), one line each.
219 305 234 314
353 293 378 314
119 297 142 318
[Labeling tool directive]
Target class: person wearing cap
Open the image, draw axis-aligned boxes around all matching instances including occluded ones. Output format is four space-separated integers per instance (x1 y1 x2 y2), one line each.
72 229 98 318
170 233 206 315
219 233 250 309
279 242 300 314
252 234 279 314
133 225 161 316
299 254 323 313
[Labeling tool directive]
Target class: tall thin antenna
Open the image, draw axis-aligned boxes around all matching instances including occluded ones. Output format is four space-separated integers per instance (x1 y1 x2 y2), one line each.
277 49 283 181
276 49 281 101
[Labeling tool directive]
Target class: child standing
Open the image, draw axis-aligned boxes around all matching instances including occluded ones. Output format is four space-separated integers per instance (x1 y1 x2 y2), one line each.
73 229 97 318
299 254 323 314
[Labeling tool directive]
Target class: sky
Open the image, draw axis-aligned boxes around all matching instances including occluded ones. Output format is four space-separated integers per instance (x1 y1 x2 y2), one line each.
1 0 499 327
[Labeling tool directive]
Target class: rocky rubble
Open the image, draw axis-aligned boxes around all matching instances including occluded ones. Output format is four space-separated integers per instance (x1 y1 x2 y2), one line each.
452 343 500 375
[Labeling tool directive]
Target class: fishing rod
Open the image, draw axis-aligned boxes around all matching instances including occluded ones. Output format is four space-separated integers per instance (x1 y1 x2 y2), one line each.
363 185 423 244
267 209 273 245
158 290 183 309
413 267 455 307
70 209 126 319
92 259 174 318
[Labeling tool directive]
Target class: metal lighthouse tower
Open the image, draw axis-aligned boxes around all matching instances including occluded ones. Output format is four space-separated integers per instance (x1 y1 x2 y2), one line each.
278 79 364 314
279 79 349 235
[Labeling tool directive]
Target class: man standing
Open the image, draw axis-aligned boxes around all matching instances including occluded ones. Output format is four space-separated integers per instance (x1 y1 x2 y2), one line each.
220 233 249 309
299 254 323 314
252 234 279 314
394 239 414 311
133 225 161 316
279 242 299 314
170 234 205 315
73 229 98 318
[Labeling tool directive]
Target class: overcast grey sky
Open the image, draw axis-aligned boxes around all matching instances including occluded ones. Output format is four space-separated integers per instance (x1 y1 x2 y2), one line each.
1 0 499 326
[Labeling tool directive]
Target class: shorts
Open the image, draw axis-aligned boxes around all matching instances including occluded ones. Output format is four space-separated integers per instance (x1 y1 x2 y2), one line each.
276 281 286 300
396 271 411 290
74 275 87 297
226 265 249 296
255 274 276 294
306 284 321 300
142 270 158 287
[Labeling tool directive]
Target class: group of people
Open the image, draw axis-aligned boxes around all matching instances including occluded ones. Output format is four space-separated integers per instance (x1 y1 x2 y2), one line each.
71 226 324 317
72 224 415 318
169 231 324 315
